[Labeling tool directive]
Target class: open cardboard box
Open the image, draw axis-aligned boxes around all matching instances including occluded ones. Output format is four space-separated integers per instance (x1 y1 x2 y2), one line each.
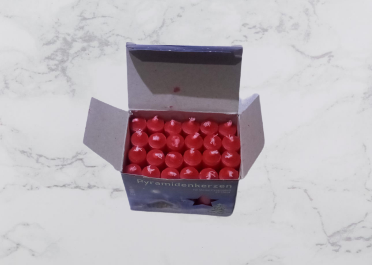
83 43 264 216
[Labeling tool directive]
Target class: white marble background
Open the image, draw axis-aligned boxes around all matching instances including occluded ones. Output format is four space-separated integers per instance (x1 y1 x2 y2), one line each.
1 0 372 264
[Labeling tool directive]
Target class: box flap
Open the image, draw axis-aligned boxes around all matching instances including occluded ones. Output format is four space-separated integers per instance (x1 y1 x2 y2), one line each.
83 98 128 171
126 43 242 113
238 94 265 178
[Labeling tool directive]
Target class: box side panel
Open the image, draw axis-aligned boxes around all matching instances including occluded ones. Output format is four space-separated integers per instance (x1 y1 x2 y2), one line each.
126 44 242 113
121 174 238 217
83 98 129 171
238 94 265 178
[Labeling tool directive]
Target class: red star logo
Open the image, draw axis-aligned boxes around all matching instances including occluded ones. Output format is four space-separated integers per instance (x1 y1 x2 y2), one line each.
189 195 217 207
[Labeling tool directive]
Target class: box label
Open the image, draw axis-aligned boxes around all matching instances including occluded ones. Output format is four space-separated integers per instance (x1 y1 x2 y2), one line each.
121 173 238 216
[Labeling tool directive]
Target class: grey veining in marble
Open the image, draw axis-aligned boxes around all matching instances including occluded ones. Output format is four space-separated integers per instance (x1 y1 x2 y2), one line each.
1 0 372 264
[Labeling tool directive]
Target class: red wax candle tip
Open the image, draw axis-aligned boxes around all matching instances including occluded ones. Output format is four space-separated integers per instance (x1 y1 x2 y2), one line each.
219 120 237 137
123 164 142 175
130 118 147 132
180 167 199 179
202 149 221 169
128 146 147 167
161 168 180 179
146 149 165 167
182 117 200 135
166 134 185 152
203 134 222 150
199 168 219 180
164 119 182 136
185 132 203 150
222 135 241 152
142 165 160 178
221 151 241 169
183 148 202 167
130 130 148 148
147 116 164 133
219 167 239 180
200 120 218 136
165 152 183 169
165 152 183 170
148 133 166 150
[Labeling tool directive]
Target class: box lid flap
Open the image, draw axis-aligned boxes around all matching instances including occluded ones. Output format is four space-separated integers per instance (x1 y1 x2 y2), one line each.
83 97 128 171
126 43 242 113
239 94 265 178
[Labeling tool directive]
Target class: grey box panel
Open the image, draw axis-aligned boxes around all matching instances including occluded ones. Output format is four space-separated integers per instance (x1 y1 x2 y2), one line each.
126 43 242 113
83 98 129 171
238 94 265 178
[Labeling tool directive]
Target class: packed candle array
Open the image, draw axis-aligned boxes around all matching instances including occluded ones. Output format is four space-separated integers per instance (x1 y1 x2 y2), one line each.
126 116 241 180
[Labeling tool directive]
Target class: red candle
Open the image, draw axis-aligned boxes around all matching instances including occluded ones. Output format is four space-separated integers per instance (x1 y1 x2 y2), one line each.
200 120 218 136
222 135 241 152
202 150 221 170
185 132 203 150
183 148 202 168
180 166 199 179
199 168 219 180
219 167 239 180
146 149 165 169
147 116 164 134
219 120 237 137
164 119 182 136
203 134 222 150
161 168 180 179
130 117 147 132
142 165 160 178
130 130 148 148
128 146 147 167
166 134 185 152
165 152 183 170
148 133 166 150
221 151 241 169
123 164 142 175
182 117 200 136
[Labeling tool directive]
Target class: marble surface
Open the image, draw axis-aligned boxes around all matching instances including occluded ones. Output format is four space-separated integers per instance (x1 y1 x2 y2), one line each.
1 0 372 264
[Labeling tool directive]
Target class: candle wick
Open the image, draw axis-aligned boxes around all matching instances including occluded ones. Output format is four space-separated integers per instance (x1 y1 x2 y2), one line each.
154 153 163 159
204 121 211 127
172 137 180 147
192 132 200 139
